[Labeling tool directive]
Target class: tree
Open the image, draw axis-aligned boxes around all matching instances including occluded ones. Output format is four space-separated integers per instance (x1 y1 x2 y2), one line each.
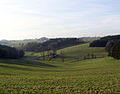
91 53 95 59
111 41 120 59
60 51 65 62
105 40 118 56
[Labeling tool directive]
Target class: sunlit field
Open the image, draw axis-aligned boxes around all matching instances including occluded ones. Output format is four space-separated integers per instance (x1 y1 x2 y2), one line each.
0 44 120 94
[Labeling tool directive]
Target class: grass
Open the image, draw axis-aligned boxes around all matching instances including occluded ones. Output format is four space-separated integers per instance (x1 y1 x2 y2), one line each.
26 43 107 62
59 43 107 56
57 43 107 62
0 43 119 94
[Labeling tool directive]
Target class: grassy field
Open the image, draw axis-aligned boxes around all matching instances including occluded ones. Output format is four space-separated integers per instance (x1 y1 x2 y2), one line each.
0 44 120 94
26 43 107 62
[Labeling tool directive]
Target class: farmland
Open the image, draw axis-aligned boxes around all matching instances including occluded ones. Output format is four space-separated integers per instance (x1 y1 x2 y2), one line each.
0 43 120 94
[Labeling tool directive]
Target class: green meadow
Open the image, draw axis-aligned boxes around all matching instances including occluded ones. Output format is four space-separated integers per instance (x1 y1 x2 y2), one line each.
0 43 120 94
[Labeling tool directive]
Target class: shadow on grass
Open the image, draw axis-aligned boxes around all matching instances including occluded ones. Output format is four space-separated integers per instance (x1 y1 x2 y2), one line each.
0 58 57 68
0 64 39 72
24 56 41 60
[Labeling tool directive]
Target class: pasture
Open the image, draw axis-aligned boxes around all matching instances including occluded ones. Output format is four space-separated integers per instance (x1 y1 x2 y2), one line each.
0 44 120 94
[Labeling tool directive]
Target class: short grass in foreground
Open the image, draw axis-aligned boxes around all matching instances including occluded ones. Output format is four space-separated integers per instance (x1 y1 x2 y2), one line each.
0 58 120 94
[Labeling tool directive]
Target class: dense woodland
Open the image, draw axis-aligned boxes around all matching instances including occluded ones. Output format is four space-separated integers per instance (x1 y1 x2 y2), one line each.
90 35 120 47
110 41 120 59
105 40 120 59
20 38 86 52
0 45 24 59
90 35 120 59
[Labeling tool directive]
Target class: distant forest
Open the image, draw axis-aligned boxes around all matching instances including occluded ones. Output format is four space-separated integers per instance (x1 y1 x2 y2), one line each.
90 35 120 59
20 38 86 52
0 45 24 59
90 35 120 47
0 37 48 45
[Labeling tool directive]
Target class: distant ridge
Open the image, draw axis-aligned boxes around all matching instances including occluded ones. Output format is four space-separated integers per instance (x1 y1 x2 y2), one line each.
0 37 49 45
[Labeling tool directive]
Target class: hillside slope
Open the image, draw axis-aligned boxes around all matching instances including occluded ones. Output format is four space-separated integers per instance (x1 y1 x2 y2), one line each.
59 43 107 57
0 43 119 93
0 57 120 93
29 43 107 62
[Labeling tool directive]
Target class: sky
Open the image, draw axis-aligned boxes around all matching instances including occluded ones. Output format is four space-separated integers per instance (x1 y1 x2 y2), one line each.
0 0 120 40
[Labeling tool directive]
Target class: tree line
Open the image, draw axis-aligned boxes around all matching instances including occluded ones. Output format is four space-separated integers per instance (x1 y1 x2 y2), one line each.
89 35 120 59
90 35 120 47
106 40 120 59
0 45 24 59
20 38 86 52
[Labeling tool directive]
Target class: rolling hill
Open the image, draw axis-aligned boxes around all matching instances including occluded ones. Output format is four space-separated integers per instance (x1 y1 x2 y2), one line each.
0 43 119 94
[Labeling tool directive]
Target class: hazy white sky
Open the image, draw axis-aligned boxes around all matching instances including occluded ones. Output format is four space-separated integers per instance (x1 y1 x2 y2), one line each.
0 0 120 40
